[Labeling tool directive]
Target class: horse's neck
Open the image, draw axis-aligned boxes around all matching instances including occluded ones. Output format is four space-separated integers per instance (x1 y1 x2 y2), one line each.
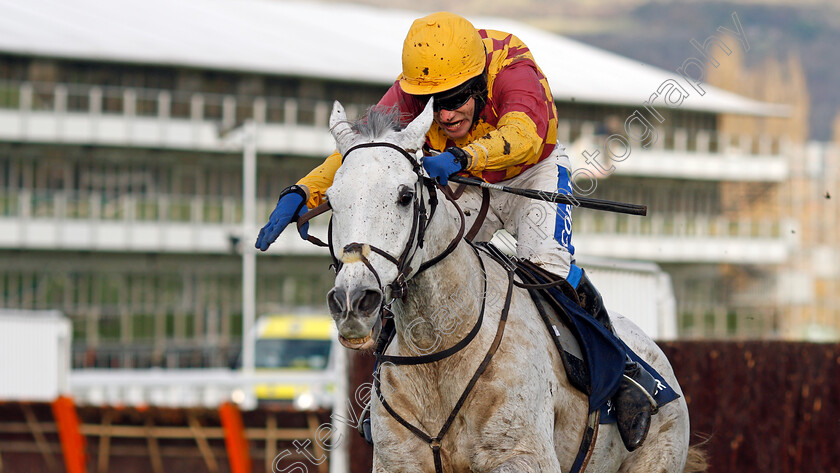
391 191 485 356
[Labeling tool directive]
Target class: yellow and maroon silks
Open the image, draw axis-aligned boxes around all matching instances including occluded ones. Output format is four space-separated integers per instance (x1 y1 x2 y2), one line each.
298 28 558 209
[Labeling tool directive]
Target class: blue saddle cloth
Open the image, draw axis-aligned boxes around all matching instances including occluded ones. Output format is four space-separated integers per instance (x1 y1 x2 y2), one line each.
529 269 680 422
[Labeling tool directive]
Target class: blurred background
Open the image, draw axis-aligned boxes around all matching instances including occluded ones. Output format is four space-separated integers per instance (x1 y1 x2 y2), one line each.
0 0 838 471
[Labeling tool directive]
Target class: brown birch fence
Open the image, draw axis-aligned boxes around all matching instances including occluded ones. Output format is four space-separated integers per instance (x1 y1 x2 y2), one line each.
349 341 840 473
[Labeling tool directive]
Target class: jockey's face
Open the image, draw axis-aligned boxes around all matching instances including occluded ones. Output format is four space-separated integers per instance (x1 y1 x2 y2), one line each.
434 97 475 140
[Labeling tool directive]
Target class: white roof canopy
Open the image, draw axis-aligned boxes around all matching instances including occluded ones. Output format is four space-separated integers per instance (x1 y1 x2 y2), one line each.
0 0 786 116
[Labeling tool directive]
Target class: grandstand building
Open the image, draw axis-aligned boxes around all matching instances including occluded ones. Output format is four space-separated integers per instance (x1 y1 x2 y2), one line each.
0 0 801 370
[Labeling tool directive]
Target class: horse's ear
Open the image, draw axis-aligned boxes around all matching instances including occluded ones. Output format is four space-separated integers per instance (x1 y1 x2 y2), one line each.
397 98 434 153
329 101 356 155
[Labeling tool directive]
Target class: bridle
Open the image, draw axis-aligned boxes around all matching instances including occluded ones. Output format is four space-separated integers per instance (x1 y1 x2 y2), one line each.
300 141 465 303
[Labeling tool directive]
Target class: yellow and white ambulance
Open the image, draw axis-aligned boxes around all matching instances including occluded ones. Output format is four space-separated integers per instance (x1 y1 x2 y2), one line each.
252 313 339 410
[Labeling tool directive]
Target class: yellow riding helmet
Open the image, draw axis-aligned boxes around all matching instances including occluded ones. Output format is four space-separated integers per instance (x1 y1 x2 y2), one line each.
399 12 486 96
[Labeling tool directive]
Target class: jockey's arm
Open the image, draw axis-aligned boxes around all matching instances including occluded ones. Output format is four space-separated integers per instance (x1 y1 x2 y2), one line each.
296 82 423 208
460 62 552 173
295 150 340 208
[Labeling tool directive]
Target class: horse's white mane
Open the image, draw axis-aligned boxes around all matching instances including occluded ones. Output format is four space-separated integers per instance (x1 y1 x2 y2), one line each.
349 105 405 141
329 100 433 157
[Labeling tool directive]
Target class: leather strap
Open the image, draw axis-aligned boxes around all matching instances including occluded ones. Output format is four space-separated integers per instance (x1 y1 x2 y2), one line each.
570 410 600 473
378 247 486 366
514 258 582 305
297 201 332 247
414 182 465 276
465 186 491 242
374 249 513 473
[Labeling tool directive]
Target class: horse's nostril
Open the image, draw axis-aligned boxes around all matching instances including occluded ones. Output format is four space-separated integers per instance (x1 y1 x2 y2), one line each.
356 289 383 314
327 288 346 316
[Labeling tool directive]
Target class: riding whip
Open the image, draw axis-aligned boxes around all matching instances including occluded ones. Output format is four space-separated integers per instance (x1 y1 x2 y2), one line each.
448 175 647 216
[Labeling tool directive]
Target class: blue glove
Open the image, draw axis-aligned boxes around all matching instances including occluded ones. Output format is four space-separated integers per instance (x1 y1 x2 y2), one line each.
255 186 309 251
423 148 467 185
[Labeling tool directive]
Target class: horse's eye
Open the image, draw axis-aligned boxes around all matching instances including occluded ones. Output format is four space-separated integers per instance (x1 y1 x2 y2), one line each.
397 186 414 207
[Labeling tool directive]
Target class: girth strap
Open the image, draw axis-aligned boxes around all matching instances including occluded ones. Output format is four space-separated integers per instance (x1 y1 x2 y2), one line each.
513 258 582 304
512 263 599 473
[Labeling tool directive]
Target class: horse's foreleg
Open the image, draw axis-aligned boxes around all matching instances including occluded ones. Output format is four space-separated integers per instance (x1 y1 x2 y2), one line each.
488 455 556 473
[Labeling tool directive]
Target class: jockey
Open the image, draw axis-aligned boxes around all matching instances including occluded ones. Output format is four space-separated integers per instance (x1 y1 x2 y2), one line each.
255 11 658 452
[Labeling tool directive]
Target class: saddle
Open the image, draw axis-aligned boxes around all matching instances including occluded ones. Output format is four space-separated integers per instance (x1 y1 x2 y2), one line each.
474 242 679 421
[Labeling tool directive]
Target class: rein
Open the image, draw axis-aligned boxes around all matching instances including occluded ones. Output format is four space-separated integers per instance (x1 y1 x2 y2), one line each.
376 245 487 366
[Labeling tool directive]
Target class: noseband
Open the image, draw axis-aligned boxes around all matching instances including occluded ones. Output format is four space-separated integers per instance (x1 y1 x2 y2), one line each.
331 142 465 302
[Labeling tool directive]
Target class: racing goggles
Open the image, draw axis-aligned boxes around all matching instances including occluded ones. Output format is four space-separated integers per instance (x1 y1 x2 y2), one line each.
432 87 475 112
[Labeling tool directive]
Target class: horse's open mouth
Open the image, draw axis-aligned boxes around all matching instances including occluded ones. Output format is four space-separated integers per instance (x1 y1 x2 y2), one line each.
338 332 375 350
337 315 381 351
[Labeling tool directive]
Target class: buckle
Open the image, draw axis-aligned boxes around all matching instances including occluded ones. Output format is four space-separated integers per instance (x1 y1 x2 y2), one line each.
389 273 408 301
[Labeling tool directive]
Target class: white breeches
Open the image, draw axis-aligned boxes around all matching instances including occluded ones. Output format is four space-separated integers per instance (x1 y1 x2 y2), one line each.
451 145 575 278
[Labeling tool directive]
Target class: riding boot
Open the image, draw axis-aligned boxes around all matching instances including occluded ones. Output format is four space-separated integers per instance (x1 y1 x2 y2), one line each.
575 271 658 451
614 357 659 451
575 270 613 333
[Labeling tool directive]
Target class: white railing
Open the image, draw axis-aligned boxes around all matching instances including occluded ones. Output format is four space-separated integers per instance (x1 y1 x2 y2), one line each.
69 369 340 410
69 354 353 473
0 189 331 227
2 190 244 224
572 212 793 264
0 189 790 258
561 119 789 157
565 119 791 182
0 190 331 254
0 80 790 160
0 80 361 156
2 190 786 239
0 80 356 130
574 211 783 239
